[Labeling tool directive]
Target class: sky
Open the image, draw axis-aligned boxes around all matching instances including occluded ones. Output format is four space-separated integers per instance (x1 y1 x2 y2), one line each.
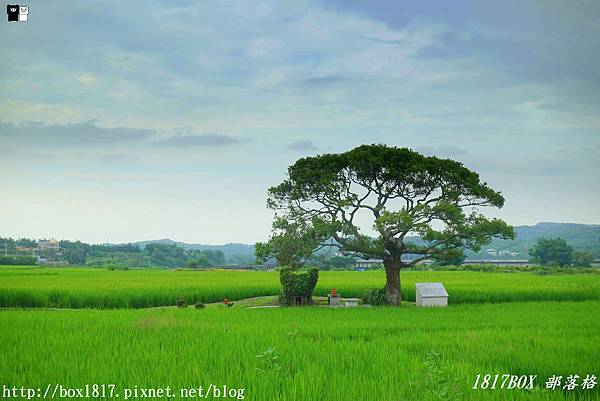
1 0 599 244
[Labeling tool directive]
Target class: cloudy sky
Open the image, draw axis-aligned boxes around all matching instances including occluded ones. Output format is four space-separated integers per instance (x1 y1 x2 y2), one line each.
1 0 599 244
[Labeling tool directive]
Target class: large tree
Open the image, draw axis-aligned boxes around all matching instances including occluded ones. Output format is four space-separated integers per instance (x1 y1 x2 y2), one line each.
529 237 573 266
257 144 514 305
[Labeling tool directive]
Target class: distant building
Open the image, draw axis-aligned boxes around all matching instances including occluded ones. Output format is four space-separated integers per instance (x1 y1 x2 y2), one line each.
354 258 432 268
36 257 67 266
498 250 521 257
463 259 534 266
37 239 60 251
15 246 36 252
354 259 383 269
484 248 498 256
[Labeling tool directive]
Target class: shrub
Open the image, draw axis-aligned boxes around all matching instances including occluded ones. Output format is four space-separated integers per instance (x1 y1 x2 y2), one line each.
279 267 319 306
363 288 389 306
194 302 205 309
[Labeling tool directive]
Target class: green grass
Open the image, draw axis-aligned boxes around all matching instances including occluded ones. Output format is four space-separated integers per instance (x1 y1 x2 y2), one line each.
2 265 599 400
1 265 599 308
1 302 598 400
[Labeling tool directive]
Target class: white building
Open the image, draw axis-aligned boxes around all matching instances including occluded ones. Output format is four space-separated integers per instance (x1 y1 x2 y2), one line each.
37 239 60 251
415 283 448 307
354 259 383 269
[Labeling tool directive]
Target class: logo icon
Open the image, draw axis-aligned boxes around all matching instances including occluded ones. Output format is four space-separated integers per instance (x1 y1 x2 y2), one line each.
6 4 27 22
18 5 27 21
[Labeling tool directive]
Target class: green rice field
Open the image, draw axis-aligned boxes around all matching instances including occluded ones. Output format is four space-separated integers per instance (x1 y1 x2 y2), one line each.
1 265 599 308
1 302 598 400
1 265 599 400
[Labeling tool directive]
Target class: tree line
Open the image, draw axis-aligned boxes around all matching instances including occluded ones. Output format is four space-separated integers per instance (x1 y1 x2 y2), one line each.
0 237 227 268
529 237 595 267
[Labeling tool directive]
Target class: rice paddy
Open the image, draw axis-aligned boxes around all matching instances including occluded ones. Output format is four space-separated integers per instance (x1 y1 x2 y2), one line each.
1 265 599 308
1 302 599 400
1 265 599 400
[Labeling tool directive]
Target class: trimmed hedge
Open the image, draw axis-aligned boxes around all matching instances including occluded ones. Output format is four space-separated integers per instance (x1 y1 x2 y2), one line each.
279 267 319 306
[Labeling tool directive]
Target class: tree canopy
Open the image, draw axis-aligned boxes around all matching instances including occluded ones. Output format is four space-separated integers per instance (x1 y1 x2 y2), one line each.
572 251 594 267
529 237 574 266
257 144 514 304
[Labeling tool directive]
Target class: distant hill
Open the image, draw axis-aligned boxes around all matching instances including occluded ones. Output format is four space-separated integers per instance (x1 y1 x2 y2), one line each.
134 222 600 262
467 222 600 259
134 240 256 265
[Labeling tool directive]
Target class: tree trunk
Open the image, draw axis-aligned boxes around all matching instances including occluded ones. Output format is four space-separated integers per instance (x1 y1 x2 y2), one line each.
384 257 402 305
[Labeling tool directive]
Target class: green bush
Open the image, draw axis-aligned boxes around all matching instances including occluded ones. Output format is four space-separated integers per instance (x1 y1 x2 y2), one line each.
279 267 319 306
363 288 389 306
